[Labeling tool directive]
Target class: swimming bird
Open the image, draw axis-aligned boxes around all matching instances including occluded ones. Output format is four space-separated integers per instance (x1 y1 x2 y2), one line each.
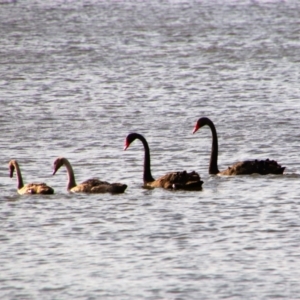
192 117 285 175
124 133 203 190
52 157 127 193
9 159 54 195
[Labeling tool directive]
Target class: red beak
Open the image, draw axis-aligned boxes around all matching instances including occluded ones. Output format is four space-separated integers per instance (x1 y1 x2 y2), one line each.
192 124 199 134
124 140 129 151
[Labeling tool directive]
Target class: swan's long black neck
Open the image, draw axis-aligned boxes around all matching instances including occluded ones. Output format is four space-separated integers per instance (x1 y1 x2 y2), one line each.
204 118 220 174
134 134 155 183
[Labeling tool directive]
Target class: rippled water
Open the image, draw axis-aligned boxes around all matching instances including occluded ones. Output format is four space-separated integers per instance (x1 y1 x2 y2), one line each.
1 0 300 299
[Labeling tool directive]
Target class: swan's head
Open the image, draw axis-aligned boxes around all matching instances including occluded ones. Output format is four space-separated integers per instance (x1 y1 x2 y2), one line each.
8 160 16 178
124 133 139 150
53 157 65 175
193 117 211 134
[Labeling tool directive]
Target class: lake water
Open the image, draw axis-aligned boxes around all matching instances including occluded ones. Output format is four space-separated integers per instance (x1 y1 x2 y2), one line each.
1 0 300 299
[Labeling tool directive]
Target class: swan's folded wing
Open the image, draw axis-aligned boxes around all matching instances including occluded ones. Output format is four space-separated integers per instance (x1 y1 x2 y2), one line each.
80 178 110 186
221 159 285 175
70 178 107 193
90 183 127 194
22 183 54 194
150 170 203 190
73 178 127 194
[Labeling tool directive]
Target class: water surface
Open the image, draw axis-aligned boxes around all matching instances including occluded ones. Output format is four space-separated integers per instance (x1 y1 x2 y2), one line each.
1 0 300 299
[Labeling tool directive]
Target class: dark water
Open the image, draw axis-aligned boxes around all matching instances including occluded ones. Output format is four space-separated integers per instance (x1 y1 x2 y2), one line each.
1 0 300 299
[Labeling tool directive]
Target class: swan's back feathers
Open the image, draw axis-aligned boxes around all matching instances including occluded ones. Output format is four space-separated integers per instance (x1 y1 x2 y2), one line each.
90 183 128 194
19 183 54 195
70 178 127 194
220 159 285 175
80 178 110 186
147 170 203 190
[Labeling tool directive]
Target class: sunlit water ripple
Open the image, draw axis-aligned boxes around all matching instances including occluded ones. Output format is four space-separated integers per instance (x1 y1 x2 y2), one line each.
0 0 300 299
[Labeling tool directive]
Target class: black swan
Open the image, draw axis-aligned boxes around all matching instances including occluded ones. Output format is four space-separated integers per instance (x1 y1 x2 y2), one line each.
124 133 203 190
193 117 285 175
